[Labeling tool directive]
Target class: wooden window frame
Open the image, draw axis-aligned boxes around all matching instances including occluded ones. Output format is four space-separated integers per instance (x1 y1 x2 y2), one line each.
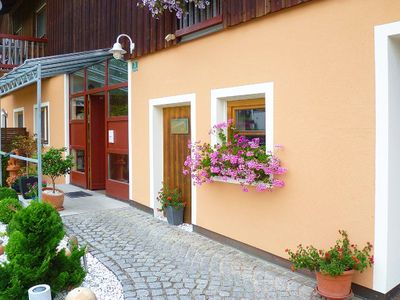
35 3 47 38
175 0 223 38
227 98 266 140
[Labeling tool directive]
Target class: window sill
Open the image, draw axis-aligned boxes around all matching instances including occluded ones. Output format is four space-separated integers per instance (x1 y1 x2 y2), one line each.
212 176 273 188
175 15 223 38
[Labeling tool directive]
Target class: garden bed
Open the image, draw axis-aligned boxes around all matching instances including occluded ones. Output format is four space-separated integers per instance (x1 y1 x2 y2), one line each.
0 223 123 300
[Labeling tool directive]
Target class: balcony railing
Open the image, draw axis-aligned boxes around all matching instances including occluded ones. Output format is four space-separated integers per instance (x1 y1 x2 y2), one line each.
0 34 47 72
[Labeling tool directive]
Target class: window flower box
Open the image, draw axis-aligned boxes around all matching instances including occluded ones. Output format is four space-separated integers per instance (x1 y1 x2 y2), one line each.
183 120 286 192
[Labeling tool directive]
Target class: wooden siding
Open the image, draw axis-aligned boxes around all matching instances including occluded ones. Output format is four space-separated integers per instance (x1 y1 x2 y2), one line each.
223 0 312 27
47 0 177 57
47 0 311 58
1 127 28 152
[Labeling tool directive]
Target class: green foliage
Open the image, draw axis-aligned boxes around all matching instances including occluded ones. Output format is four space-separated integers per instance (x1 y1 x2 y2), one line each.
12 134 38 176
157 183 186 211
0 187 18 201
0 198 22 224
42 147 74 192
11 135 37 158
286 230 374 277
1 156 9 187
0 202 86 299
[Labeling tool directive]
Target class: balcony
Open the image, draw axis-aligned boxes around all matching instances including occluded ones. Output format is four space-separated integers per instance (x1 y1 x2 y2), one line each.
0 34 47 72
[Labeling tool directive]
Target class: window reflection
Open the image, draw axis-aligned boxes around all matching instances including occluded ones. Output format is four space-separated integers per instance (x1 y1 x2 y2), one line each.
109 88 128 117
87 62 105 90
71 149 85 172
235 108 265 131
109 153 129 183
71 97 85 120
70 70 84 94
108 59 128 85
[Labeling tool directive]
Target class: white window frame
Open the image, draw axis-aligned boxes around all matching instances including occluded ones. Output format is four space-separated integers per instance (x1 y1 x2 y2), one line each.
33 102 50 146
210 82 274 152
1 109 7 128
13 107 25 128
35 3 46 38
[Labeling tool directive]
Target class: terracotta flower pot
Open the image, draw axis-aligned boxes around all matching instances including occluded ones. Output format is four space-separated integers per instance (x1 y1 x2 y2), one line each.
0 244 4 256
316 270 354 300
42 187 64 211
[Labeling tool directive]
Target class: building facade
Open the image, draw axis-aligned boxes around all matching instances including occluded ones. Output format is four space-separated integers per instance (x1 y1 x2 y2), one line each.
1 0 400 297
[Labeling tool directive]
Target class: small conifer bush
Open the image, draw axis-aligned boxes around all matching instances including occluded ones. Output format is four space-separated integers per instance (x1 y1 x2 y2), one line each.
0 198 22 224
0 187 18 201
0 202 86 299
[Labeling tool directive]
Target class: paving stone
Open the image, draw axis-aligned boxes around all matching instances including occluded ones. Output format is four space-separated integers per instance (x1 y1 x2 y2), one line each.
63 207 320 300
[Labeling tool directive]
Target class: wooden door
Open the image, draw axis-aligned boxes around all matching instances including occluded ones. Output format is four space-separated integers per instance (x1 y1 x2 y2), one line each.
88 93 106 190
163 106 191 223
105 88 129 200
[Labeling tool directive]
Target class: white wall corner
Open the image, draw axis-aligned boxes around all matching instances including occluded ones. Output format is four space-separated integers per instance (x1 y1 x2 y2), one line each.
128 61 133 200
64 74 70 184
374 20 400 293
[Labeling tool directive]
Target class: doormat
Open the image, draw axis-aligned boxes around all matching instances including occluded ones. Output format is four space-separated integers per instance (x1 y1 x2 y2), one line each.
65 191 92 198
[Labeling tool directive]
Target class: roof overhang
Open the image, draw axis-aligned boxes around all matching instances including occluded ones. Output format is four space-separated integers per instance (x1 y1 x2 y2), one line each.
0 49 112 96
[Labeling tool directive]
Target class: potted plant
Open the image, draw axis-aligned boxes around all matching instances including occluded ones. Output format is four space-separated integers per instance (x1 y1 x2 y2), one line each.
286 230 374 300
24 181 47 200
11 135 39 194
42 147 73 211
157 184 186 225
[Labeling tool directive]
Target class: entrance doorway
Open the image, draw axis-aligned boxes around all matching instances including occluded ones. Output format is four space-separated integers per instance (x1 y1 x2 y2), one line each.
163 106 192 223
87 93 106 190
69 59 129 200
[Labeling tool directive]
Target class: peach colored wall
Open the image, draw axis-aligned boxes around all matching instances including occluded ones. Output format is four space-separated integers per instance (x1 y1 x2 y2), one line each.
1 75 66 183
131 0 400 289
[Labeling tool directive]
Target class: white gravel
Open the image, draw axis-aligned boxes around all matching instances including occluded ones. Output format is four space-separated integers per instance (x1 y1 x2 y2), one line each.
0 223 8 265
0 223 124 300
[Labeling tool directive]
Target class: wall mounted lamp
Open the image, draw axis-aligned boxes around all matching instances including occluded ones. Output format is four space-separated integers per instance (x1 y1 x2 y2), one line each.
109 34 135 60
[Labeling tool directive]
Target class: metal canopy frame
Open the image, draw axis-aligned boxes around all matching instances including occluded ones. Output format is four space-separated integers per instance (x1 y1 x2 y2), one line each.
0 49 112 201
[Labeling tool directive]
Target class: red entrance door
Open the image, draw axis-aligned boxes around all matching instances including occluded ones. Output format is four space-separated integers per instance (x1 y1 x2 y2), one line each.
105 88 129 200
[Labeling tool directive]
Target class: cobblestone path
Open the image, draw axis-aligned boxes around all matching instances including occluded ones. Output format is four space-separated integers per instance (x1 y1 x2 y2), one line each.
62 207 324 300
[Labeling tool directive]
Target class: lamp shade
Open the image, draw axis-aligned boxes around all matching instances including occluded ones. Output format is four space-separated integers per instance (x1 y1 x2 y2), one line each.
109 42 127 60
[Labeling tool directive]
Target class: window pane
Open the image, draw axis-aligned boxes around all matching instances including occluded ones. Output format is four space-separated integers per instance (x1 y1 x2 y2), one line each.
235 108 265 131
71 97 85 120
71 149 85 172
36 7 46 37
109 153 129 183
15 111 23 128
41 107 48 144
108 59 128 85
109 88 128 117
70 70 84 94
87 62 105 90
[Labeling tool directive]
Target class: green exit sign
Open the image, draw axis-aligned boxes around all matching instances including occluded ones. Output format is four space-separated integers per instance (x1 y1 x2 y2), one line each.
132 60 138 72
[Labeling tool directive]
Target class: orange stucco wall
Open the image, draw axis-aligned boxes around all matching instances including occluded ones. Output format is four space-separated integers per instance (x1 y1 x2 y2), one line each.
1 75 66 183
131 0 400 289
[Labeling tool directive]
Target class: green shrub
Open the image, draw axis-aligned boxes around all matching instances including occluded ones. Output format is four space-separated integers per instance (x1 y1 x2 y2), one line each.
1 157 9 187
0 187 18 201
0 198 22 224
0 202 86 299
